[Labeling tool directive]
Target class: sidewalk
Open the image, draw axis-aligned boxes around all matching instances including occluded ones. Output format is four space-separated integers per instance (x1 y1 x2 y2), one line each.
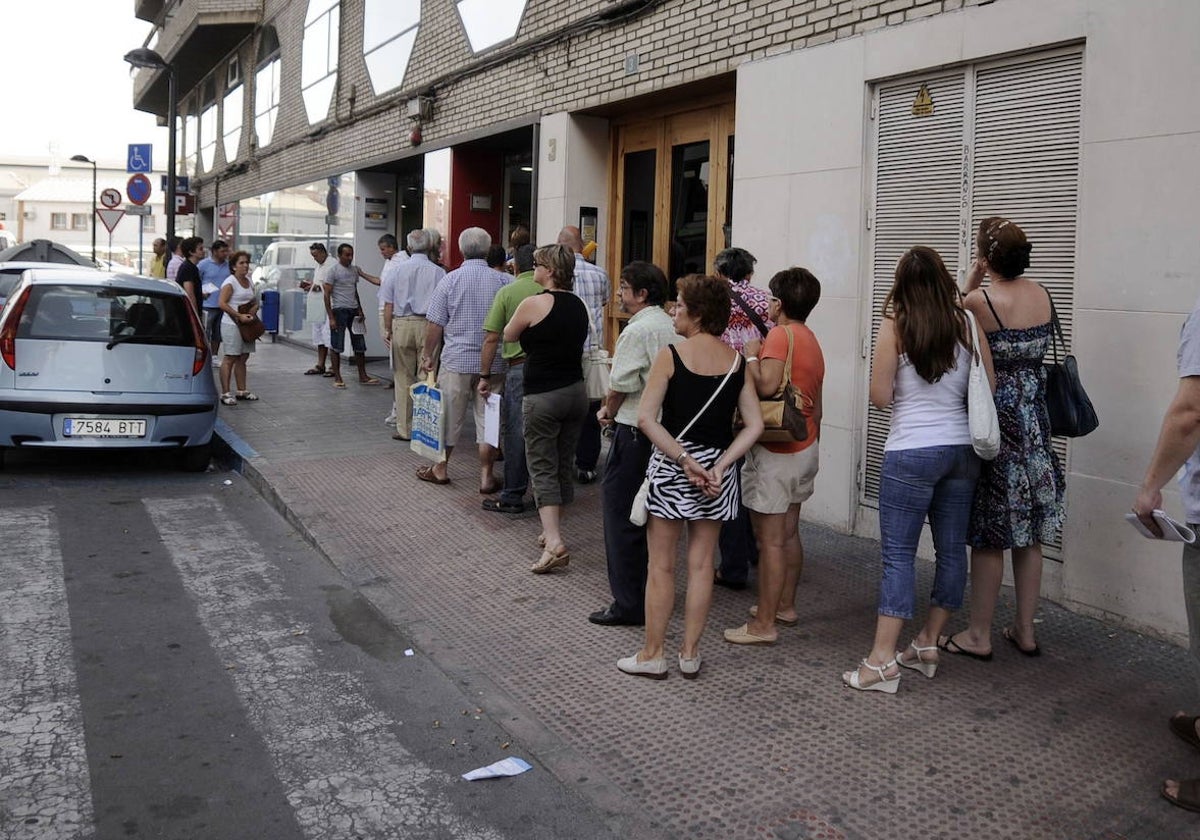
213 339 1199 840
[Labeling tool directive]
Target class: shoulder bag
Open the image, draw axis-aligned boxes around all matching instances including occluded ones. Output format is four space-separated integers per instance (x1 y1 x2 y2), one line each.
236 301 266 343
1043 287 1098 437
753 325 810 444
630 352 741 526
581 312 611 401
729 288 770 338
964 308 1001 460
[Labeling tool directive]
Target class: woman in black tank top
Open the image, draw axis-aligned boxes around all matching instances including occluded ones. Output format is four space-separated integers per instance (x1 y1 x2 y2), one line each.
503 244 590 574
617 274 763 680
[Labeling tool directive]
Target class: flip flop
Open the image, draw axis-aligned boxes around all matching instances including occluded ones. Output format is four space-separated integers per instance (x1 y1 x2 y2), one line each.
332 381 346 388
937 633 993 661
303 367 325 375
416 465 450 485
322 370 334 377
359 377 382 385
1162 779 1200 814
1169 713 1200 752
1002 627 1041 657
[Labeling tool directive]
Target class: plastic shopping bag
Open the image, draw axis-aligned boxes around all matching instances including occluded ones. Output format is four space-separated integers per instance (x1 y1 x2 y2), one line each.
410 374 447 462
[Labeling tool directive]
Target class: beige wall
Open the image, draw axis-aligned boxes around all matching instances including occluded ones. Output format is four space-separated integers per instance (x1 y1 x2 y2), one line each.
734 0 1200 640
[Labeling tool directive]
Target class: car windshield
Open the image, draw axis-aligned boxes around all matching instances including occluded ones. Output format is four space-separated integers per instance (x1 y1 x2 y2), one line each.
16 284 194 347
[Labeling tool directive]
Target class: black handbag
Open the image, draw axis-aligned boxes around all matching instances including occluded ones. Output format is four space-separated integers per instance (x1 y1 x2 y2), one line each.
1043 287 1098 438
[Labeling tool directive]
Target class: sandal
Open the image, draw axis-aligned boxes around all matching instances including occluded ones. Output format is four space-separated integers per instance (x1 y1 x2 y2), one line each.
236 391 258 401
937 633 993 661
897 640 939 679
1162 779 1200 814
220 393 237 406
304 367 325 375
1169 713 1200 753
1002 627 1041 657
415 465 450 485
841 658 900 694
322 370 334 377
332 380 347 388
359 377 382 385
531 546 570 574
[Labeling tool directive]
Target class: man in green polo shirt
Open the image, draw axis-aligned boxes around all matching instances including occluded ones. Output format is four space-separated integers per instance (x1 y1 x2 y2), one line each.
478 244 540 513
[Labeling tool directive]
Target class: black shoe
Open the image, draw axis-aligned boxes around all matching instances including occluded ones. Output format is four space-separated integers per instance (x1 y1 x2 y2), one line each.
713 573 748 591
482 498 524 514
588 606 644 626
576 468 597 484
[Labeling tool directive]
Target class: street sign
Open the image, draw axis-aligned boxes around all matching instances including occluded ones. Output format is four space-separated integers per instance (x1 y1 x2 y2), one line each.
99 188 122 209
173 193 195 216
127 144 152 173
161 175 189 193
126 174 151 205
96 208 124 233
125 205 152 216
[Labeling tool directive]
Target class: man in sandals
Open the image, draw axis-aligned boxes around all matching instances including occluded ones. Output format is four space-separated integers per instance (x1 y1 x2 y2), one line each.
1133 292 1200 813
302 243 334 376
324 243 381 388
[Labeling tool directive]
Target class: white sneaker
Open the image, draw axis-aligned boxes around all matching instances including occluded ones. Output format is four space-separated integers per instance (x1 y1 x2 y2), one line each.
383 412 396 426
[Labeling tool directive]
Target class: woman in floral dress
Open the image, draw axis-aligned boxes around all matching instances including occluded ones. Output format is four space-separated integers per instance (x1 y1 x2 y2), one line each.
940 218 1064 659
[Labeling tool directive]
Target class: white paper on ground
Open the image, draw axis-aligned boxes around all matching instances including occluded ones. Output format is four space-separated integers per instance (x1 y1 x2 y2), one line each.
1124 510 1197 544
483 393 501 448
462 756 532 781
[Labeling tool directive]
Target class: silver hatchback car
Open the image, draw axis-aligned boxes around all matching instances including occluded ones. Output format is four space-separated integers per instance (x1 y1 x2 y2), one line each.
0 268 219 470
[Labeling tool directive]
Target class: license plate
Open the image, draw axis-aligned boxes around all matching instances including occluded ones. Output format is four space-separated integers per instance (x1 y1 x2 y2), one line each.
63 418 147 438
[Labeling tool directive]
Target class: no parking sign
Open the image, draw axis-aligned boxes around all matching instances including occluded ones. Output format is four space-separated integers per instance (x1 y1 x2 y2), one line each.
127 174 151 205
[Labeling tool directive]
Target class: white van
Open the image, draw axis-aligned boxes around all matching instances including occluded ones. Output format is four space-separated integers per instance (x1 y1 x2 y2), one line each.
251 241 316 293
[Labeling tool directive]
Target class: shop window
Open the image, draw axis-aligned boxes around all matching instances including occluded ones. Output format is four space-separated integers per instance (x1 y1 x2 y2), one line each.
456 0 527 52
255 26 282 148
301 0 340 124
71 213 88 231
362 0 419 95
199 78 217 172
51 213 67 230
223 81 243 162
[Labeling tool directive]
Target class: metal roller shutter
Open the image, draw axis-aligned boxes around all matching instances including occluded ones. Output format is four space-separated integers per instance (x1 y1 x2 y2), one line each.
862 48 1083 555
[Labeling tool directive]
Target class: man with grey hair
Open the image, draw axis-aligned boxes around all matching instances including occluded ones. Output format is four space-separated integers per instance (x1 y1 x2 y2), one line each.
557 224 609 483
418 227 506 487
383 228 445 440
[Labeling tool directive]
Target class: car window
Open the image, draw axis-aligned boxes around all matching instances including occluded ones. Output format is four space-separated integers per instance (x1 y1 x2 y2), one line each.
0 271 23 300
17 285 194 347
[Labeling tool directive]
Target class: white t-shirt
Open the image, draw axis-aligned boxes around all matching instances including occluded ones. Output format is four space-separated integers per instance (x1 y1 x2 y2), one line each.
1178 296 1200 523
221 275 255 310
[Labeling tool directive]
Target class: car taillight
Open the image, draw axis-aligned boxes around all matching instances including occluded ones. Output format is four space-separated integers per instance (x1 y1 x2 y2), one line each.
183 302 209 376
0 286 32 370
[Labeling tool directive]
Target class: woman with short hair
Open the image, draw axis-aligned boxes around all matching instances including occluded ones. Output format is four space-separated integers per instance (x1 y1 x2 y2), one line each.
618 274 763 680
504 244 590 573
724 267 825 646
843 246 993 693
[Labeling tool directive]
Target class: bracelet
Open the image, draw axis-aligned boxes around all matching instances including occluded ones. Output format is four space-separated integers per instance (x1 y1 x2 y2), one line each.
675 450 688 465
745 356 759 363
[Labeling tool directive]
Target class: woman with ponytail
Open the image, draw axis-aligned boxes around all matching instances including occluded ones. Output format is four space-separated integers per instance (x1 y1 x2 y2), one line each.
842 246 993 693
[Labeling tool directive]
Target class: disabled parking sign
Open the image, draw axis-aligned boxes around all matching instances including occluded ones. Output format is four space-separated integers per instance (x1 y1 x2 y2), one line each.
127 144 152 173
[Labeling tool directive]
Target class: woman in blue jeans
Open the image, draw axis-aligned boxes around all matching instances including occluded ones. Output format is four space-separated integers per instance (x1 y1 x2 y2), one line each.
842 246 995 693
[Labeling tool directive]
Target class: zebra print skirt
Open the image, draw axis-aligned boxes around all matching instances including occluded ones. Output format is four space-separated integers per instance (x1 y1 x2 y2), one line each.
644 440 740 522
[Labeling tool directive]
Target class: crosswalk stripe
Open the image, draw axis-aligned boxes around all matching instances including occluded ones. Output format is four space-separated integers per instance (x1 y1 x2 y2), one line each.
0 508 95 840
146 497 504 840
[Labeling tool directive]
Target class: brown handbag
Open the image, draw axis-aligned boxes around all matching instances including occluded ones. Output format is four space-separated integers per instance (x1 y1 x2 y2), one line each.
236 301 265 343
756 326 810 444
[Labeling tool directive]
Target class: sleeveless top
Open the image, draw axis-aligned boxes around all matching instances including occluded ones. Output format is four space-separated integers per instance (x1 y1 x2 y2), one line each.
885 341 972 451
660 345 746 450
520 290 589 395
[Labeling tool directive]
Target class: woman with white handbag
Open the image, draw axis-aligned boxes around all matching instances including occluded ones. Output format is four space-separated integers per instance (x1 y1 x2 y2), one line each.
842 246 995 693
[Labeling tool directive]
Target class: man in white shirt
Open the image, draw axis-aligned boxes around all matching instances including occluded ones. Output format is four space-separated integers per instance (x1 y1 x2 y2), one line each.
301 243 334 376
383 229 445 440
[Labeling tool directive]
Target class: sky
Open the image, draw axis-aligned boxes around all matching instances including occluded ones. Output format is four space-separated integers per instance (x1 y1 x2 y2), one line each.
9 2 167 169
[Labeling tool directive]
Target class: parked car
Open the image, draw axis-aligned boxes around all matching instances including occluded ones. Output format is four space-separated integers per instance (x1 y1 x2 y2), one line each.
0 268 219 471
0 261 96 310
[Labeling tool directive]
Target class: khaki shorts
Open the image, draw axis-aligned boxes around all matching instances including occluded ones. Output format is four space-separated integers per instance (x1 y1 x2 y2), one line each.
741 442 819 515
440 370 504 447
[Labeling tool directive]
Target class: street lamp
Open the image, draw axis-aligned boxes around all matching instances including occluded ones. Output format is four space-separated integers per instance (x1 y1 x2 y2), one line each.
69 154 97 264
123 47 177 242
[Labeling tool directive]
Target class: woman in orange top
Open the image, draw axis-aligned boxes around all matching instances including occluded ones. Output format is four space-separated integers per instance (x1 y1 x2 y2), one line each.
723 267 824 645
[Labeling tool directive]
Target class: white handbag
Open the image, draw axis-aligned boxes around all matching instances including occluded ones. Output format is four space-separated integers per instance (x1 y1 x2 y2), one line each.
630 353 741 526
964 308 1000 461
582 315 611 401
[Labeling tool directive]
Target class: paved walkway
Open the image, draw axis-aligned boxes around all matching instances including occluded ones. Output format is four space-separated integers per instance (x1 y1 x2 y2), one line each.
213 339 1200 840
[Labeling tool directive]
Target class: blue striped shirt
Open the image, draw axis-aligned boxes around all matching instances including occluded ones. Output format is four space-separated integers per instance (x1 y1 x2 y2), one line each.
426 259 505 374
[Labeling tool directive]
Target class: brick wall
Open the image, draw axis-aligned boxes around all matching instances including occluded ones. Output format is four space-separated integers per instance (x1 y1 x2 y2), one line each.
174 0 1001 205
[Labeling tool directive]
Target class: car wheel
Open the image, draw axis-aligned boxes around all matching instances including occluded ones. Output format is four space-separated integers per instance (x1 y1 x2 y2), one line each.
180 443 212 473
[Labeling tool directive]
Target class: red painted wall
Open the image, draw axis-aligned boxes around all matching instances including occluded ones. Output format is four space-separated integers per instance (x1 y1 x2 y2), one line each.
448 146 503 267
